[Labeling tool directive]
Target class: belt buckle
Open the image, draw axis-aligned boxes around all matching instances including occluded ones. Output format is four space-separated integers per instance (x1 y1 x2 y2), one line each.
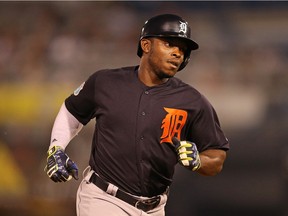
135 196 161 212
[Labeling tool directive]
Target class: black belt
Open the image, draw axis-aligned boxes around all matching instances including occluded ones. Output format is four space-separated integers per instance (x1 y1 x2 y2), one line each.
89 172 161 212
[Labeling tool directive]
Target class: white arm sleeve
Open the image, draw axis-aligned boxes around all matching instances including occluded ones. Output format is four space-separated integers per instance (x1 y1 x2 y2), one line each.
49 103 83 150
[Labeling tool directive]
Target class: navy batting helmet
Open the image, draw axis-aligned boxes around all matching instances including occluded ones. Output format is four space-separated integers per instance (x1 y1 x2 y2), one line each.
137 14 199 71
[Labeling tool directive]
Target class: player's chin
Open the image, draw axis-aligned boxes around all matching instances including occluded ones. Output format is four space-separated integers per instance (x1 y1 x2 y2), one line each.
167 63 180 74
159 64 179 78
157 70 175 79
166 67 179 77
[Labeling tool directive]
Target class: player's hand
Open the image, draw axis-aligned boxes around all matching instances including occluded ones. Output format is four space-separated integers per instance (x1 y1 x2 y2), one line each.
171 137 201 171
44 146 79 182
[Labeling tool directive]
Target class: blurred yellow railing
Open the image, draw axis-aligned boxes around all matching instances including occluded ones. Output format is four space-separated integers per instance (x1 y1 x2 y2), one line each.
0 84 74 124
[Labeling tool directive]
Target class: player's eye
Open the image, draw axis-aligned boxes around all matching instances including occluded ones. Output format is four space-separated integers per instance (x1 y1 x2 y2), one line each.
163 41 171 47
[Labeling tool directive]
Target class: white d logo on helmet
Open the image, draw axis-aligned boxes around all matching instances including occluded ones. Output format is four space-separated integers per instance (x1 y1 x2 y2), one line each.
179 21 187 35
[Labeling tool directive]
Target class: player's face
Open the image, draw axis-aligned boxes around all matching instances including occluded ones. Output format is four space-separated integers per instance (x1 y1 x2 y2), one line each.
147 37 187 78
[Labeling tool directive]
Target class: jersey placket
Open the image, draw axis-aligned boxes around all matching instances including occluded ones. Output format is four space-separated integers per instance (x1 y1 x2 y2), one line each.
135 89 151 193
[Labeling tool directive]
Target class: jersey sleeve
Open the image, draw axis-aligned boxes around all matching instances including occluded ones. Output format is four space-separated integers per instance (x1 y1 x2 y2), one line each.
65 73 97 125
189 95 229 152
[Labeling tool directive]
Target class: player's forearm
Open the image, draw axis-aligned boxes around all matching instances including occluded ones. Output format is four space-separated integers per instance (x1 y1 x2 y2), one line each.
49 103 83 150
197 149 227 176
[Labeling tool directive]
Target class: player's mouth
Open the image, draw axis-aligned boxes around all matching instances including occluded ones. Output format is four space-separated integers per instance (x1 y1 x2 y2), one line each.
167 60 181 69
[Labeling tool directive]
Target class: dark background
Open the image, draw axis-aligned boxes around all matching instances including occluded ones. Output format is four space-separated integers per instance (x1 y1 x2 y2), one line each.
0 1 288 216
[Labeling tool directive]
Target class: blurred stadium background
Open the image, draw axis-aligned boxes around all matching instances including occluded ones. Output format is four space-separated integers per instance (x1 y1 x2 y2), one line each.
0 1 288 216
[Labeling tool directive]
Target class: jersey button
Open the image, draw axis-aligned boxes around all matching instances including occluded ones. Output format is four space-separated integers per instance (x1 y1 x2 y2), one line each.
144 91 149 95
141 111 146 116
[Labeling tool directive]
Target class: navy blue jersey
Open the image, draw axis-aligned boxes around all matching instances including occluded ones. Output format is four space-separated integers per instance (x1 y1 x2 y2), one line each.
65 66 229 197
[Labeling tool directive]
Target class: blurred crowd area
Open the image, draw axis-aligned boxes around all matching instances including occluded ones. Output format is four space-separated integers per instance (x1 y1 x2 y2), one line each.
0 1 288 216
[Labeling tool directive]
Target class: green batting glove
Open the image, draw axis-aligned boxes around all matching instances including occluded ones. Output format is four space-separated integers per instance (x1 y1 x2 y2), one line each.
44 146 79 182
172 137 201 171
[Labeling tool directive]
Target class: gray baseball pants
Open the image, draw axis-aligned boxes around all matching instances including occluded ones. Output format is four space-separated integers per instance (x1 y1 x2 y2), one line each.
76 167 167 216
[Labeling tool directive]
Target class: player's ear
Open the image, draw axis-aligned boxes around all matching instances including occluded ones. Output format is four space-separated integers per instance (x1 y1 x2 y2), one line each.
140 38 151 55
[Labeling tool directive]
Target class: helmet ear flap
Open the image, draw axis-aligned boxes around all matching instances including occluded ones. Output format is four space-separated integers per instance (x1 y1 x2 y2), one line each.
179 54 190 71
137 42 143 57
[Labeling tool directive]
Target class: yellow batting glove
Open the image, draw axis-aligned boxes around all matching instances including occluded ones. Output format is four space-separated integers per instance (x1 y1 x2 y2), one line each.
172 137 201 171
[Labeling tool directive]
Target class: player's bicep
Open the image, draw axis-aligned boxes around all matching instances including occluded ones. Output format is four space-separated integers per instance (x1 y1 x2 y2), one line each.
197 149 227 176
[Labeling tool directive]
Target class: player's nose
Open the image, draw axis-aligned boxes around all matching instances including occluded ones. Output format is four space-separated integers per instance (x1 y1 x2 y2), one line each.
171 47 184 58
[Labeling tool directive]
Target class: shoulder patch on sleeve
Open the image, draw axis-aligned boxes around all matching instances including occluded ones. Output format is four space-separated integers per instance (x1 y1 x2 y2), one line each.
74 82 85 96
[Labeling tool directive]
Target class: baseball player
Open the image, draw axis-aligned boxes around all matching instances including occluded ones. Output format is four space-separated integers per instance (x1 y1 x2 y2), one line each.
45 14 229 216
